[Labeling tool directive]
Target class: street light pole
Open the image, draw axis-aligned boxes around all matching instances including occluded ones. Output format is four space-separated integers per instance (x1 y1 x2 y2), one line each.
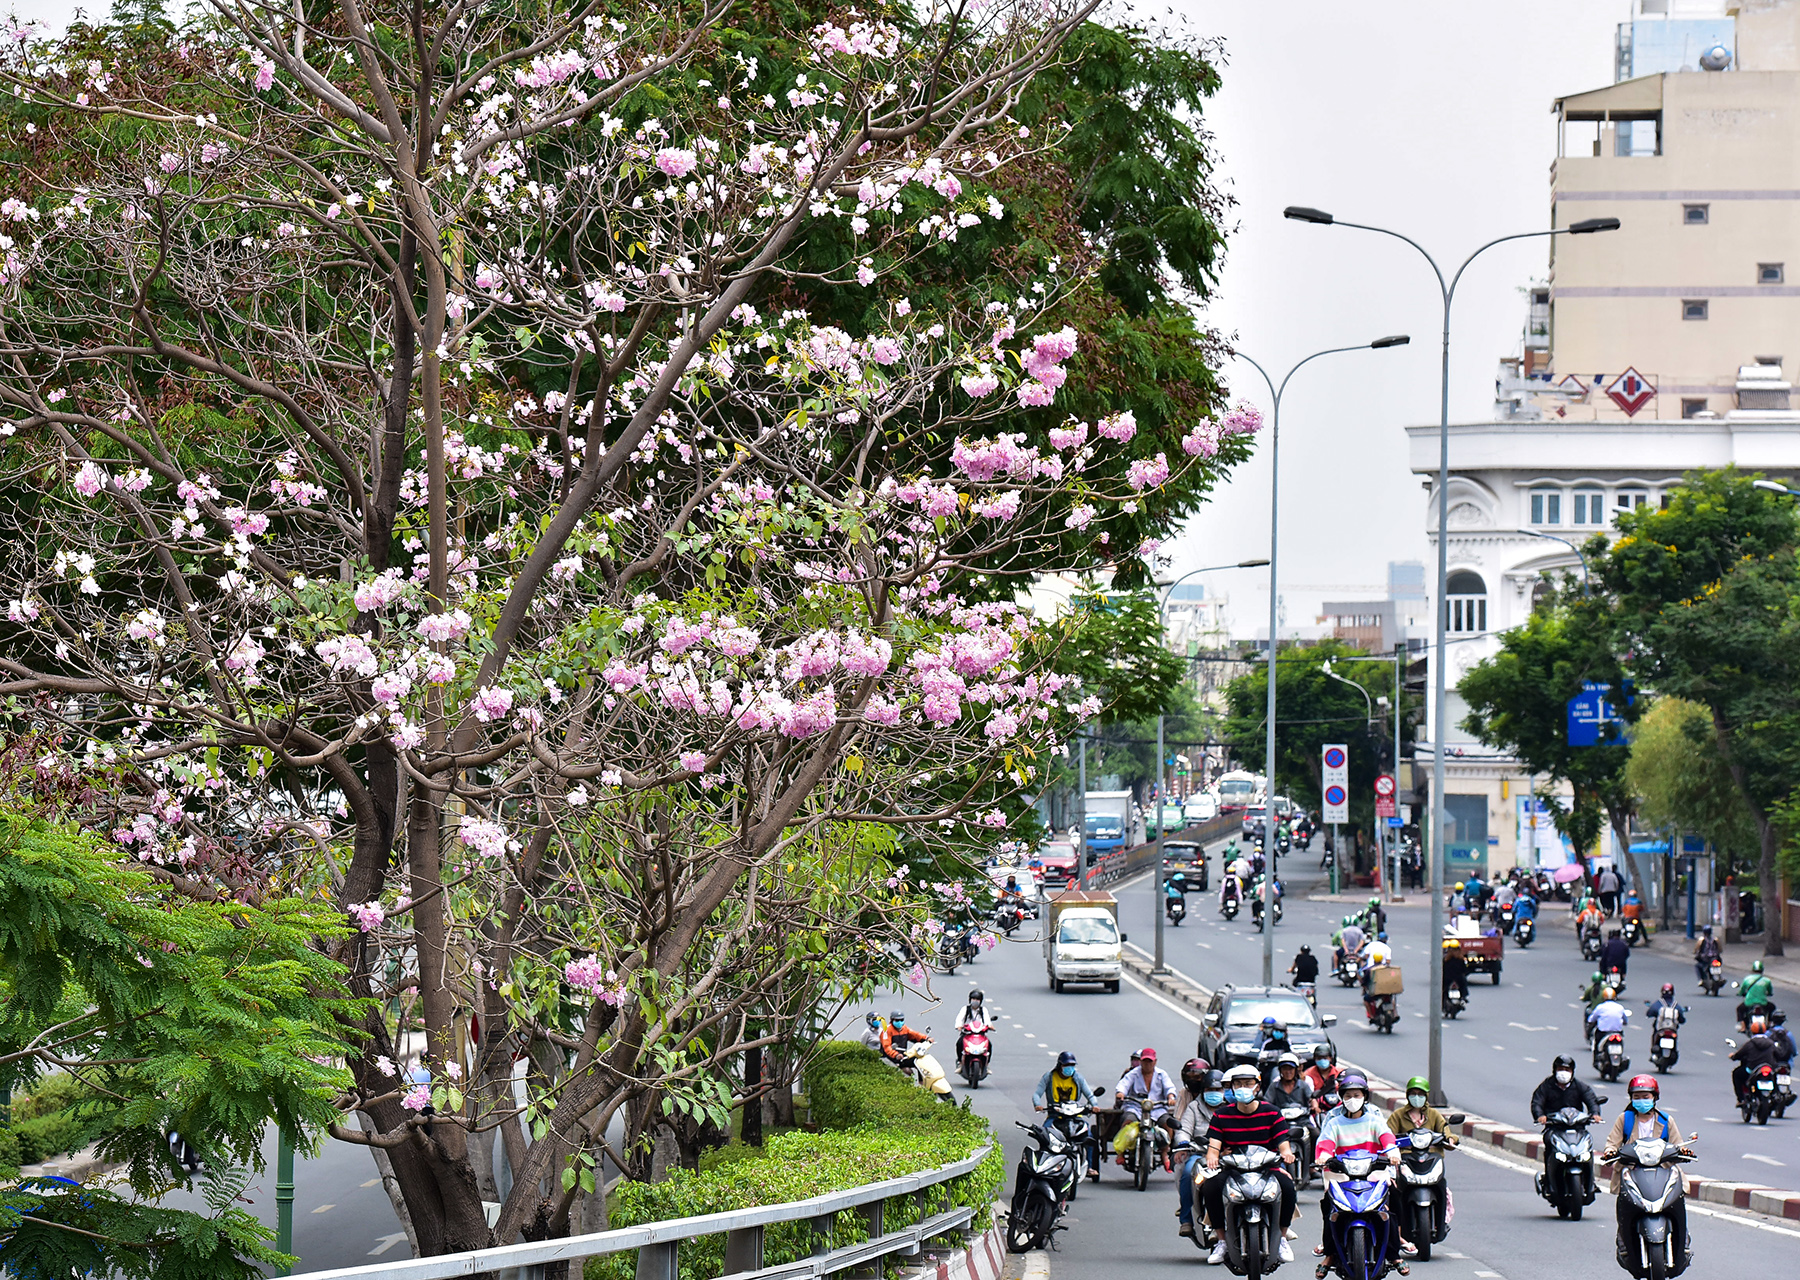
1284 205 1620 1102
1513 527 1593 592
1153 558 1269 972
1320 657 1380 896
1237 334 1411 985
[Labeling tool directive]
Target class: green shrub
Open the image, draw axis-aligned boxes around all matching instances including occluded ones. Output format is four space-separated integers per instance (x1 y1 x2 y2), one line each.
585 1044 1001 1280
0 1073 103 1169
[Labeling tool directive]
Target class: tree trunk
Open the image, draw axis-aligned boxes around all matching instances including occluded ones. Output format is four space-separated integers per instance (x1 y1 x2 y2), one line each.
1707 708 1785 955
742 1046 763 1147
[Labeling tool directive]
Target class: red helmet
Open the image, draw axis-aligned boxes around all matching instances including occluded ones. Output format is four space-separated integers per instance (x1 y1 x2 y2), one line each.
1627 1074 1659 1099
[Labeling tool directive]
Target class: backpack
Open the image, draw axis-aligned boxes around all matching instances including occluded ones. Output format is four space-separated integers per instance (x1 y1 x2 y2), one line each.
1620 1109 1671 1142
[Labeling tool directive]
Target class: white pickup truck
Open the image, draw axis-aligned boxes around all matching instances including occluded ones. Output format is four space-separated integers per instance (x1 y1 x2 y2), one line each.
1044 890 1123 993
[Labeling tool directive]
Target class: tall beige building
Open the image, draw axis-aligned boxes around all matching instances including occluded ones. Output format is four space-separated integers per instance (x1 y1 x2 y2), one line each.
1408 1 1800 907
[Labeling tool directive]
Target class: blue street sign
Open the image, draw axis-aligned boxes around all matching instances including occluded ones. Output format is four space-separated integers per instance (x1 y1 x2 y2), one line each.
1386 817 1403 827
1567 680 1631 747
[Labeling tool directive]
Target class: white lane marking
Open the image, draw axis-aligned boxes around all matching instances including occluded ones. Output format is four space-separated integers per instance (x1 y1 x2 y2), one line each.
1475 1271 1503 1278
1492 1046 1507 1052
360 1178 381 1188
1704 1117 1727 1123
311 1204 336 1213
1197 941 1213 949
1540 993 1552 999
369 1233 408 1256
1507 1022 1549 1032
1121 972 1204 1025
1689 1202 1800 1239
1463 1034 1478 1041
1703 1050 1717 1057
1523 1057 1539 1064
1744 1153 1786 1166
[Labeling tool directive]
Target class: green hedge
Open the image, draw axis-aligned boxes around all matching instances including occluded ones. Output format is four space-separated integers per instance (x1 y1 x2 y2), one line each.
585 1043 1001 1280
0 1074 103 1170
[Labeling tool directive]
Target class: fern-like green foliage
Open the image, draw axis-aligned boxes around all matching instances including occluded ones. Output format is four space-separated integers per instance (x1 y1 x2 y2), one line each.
0 810 365 1277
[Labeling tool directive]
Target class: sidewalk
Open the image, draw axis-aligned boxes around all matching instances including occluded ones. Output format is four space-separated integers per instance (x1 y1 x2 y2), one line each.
1547 905 1800 996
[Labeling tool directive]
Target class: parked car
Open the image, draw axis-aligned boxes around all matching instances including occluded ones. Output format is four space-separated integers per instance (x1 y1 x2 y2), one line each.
1184 794 1219 823
1197 985 1337 1070
1240 803 1269 838
1035 842 1078 889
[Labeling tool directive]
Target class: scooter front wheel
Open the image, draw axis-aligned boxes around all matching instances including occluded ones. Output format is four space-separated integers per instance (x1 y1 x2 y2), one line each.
1411 1206 1433 1261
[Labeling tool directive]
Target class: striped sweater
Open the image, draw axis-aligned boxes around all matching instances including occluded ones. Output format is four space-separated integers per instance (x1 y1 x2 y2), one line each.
1314 1106 1398 1162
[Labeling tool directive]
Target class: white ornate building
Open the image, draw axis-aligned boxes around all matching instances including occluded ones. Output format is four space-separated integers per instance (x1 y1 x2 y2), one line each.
1409 0 1800 878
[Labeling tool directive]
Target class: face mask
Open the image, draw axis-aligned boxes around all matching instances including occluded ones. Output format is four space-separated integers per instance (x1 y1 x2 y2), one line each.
1408 1093 1428 1109
1342 1096 1366 1115
1316 1058 1331 1070
1203 1091 1225 1107
1060 1066 1074 1078
1632 1098 1655 1114
1555 1070 1572 1085
1233 1087 1259 1104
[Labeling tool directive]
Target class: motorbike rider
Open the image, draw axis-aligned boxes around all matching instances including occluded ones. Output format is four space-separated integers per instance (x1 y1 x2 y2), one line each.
1114 1047 1178 1160
1645 983 1687 1039
1172 1067 1228 1238
1513 885 1539 927
1288 944 1321 985
1599 927 1632 978
1769 1010 1798 1066
1033 1049 1094 1110
1365 895 1388 936
1447 880 1469 915
879 1010 930 1066
1692 926 1721 986
1730 1016 1782 1104
860 1011 885 1053
1736 958 1776 1028
1312 1071 1408 1277
1304 1046 1341 1110
1201 1063 1299 1266
1265 1053 1314 1110
1386 1075 1459 1148
1334 919 1366 971
1577 896 1606 947
1491 877 1517 915
1173 1055 1214 1120
1252 1017 1293 1060
1588 986 1631 1050
1600 1076 1691 1274
1530 1055 1603 1187
1441 939 1470 1004
953 989 987 1068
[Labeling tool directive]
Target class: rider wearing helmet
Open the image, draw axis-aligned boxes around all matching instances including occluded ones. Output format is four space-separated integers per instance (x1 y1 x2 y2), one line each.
1645 982 1687 1040
1600 1076 1691 1272
1770 1010 1798 1065
1588 988 1630 1050
1033 1050 1093 1109
1303 1045 1340 1108
1737 958 1776 1027
1448 880 1469 914
860 1011 885 1053
1252 1016 1292 1056
1314 1072 1408 1276
1288 943 1320 984
1730 1019 1783 1104
1599 927 1632 978
879 1010 929 1066
953 989 986 1067
1692 925 1721 986
1200 1063 1298 1264
1172 1064 1223 1237
1386 1075 1459 1148
1530 1054 1603 1187
1265 1053 1314 1110
1176 1057 1213 1116
1441 938 1470 1003
1365 931 1393 968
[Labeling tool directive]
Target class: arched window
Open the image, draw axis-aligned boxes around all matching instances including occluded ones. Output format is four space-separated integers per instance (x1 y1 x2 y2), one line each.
1446 570 1487 634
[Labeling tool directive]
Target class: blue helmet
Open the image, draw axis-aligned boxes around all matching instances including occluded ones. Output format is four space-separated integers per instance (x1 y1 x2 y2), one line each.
1057 1050 1078 1068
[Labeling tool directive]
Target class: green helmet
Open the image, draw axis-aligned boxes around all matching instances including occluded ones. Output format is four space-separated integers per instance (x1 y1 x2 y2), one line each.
1591 971 1603 983
1405 1076 1431 1095
1342 915 1353 926
1753 960 1765 973
1369 897 1381 908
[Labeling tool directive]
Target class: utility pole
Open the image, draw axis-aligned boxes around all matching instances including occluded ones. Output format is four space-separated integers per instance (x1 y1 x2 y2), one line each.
1076 737 1088 891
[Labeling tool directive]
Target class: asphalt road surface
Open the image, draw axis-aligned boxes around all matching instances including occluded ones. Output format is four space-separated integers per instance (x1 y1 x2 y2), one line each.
890 836 1800 1280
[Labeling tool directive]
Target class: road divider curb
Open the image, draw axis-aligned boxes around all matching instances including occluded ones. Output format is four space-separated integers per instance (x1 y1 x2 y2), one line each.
1120 952 1800 1222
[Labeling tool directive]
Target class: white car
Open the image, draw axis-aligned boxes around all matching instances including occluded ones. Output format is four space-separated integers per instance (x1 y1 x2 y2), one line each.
988 864 1041 913
1184 795 1218 823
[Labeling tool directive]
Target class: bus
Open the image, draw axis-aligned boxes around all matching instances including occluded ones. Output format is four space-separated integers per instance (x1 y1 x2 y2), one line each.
1213 771 1262 815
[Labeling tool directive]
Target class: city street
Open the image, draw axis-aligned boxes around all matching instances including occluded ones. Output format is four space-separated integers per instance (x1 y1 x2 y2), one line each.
892 837 1800 1280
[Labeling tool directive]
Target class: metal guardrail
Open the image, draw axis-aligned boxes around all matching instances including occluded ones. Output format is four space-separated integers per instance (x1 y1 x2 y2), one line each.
288 1144 992 1280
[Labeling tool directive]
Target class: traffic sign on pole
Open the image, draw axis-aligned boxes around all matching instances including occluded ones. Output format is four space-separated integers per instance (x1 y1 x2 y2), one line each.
1374 773 1396 798
1322 744 1349 823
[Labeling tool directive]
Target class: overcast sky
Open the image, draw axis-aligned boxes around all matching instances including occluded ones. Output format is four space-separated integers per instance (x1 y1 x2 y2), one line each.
1163 0 1627 635
14 0 1629 634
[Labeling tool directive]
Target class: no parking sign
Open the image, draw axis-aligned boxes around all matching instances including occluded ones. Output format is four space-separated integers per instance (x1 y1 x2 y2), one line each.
1321 744 1349 823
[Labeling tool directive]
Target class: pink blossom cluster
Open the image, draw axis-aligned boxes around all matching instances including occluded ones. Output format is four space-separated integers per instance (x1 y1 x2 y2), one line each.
1222 402 1264 435
460 819 509 858
1181 419 1221 458
809 19 902 59
348 901 386 932
1095 410 1137 442
470 685 514 722
950 432 1035 483
354 569 410 612
514 48 588 88
316 634 378 678
1126 452 1170 491
1016 327 1078 406
564 956 627 1005
417 609 472 643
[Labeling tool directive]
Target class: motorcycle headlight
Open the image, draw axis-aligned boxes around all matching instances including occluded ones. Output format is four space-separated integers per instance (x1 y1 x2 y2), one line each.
1226 1182 1249 1202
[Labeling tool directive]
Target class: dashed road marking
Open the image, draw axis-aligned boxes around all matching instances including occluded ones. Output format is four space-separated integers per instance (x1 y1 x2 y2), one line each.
360 1178 381 1188
311 1204 335 1214
1744 1153 1786 1166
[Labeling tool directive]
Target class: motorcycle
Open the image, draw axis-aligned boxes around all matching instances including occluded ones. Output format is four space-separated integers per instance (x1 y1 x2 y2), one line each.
1251 893 1284 931
1777 1064 1796 1120
1044 1092 1105 1188
895 1038 956 1103
1278 1103 1318 1186
1732 1053 1778 1125
1580 925 1603 962
1006 1117 1080 1252
1166 893 1187 927
1604 969 1628 1001
1699 958 1725 997
1121 1110 1173 1191
993 902 1025 937
958 1019 992 1088
1622 916 1647 947
1335 954 1361 988
1211 1144 1289 1279
1536 1104 1603 1219
1648 1011 1680 1073
1319 1151 1398 1280
1441 984 1466 1020
1515 915 1537 948
1365 992 1399 1035
1611 1133 1696 1280
1297 981 1318 1010
1221 885 1242 921
1395 1118 1464 1262
1593 1030 1630 1083
1497 903 1516 935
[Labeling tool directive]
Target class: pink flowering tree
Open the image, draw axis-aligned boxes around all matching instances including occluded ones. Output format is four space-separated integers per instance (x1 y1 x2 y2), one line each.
0 0 1256 1256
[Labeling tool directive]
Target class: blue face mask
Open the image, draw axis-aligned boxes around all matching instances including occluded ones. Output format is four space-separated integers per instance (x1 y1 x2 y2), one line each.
1233 1087 1258 1104
1203 1091 1225 1107
1059 1065 1075 1078
1632 1098 1655 1114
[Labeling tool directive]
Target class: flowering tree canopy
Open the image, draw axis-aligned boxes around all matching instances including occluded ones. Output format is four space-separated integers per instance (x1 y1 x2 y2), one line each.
0 0 1257 1257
